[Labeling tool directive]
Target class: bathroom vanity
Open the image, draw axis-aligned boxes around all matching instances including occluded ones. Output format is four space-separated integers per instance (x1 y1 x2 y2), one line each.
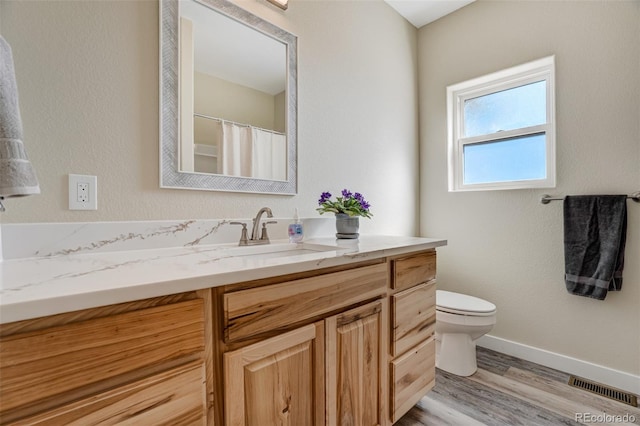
0 236 444 425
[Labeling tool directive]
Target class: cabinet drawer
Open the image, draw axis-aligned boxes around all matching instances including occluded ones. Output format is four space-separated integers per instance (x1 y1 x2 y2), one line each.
391 251 436 292
224 263 387 343
391 281 436 357
14 362 207 425
390 336 435 423
0 300 205 415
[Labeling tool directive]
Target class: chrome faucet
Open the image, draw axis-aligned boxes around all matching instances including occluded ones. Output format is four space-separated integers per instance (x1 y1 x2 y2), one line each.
251 207 273 241
230 207 276 246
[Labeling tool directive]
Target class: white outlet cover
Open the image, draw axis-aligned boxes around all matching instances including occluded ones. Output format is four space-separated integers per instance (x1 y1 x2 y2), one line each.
68 174 97 210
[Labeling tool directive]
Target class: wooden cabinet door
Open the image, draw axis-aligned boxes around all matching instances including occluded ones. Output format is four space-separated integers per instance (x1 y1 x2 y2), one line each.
326 299 388 426
223 323 325 426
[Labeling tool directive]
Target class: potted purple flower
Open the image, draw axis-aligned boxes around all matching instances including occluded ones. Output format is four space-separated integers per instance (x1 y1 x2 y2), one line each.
317 189 372 239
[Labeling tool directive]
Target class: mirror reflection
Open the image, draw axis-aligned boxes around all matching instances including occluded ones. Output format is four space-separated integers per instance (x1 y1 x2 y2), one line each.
159 0 297 194
180 0 287 180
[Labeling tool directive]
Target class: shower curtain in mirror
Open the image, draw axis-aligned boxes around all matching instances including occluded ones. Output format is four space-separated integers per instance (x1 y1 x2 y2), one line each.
252 128 286 181
216 120 286 180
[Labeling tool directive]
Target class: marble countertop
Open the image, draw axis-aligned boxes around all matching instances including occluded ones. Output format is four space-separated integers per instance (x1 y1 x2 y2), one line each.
0 235 446 324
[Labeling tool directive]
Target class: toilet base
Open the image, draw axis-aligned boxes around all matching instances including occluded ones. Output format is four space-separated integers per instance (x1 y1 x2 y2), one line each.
435 332 478 377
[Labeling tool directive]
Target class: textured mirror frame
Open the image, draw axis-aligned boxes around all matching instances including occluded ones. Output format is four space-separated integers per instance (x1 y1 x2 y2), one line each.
159 0 298 194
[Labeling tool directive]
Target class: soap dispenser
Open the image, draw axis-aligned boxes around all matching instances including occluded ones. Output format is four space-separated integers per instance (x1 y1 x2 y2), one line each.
288 208 304 243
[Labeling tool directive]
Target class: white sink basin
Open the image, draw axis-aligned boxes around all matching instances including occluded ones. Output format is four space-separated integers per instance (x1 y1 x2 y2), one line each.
223 242 342 260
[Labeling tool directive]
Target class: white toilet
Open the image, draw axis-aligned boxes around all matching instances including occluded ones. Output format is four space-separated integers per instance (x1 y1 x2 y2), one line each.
435 290 497 377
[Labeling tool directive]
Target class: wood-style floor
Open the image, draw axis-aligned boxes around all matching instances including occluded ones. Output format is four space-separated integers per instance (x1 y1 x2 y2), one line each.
397 347 640 426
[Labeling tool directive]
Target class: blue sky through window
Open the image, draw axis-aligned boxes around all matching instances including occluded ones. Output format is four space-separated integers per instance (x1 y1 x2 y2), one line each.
463 134 546 184
464 81 546 138
462 80 547 184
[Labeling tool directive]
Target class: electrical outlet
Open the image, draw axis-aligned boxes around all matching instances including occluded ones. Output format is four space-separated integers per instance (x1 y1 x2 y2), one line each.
77 183 89 203
69 174 97 210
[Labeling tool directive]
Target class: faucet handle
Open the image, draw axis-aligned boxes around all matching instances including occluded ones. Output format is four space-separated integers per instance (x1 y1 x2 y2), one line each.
230 222 249 246
260 221 278 241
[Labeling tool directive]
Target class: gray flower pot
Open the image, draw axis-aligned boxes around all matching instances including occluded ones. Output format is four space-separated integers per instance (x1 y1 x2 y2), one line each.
335 213 359 239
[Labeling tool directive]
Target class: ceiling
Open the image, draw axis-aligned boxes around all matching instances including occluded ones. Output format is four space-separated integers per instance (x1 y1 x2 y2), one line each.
384 0 476 28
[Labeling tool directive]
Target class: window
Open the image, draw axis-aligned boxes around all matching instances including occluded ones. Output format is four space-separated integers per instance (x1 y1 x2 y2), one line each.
447 56 556 191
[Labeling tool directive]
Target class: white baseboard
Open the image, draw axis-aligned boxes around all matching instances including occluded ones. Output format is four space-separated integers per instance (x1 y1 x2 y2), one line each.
477 335 640 396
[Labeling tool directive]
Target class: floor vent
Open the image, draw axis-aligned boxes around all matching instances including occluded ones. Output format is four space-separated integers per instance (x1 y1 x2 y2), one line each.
568 375 638 407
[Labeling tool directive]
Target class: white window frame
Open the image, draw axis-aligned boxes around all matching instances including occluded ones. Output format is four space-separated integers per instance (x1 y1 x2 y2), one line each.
447 56 556 192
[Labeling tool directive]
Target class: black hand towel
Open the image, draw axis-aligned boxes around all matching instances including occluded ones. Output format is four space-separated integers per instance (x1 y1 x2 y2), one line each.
563 195 627 300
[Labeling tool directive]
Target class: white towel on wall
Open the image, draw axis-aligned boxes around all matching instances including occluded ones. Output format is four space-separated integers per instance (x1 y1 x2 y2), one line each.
0 36 40 197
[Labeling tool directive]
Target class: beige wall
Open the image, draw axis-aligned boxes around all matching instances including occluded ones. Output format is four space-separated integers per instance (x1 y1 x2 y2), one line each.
0 0 419 236
419 0 640 374
194 71 277 130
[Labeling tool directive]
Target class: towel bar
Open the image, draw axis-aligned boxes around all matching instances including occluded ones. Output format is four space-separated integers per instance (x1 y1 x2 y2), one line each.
541 191 640 204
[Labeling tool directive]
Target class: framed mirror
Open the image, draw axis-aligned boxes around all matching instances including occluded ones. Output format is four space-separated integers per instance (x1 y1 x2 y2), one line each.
160 0 297 194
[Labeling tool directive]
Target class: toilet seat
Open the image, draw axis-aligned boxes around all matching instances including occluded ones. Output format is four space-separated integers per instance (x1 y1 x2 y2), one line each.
436 290 496 317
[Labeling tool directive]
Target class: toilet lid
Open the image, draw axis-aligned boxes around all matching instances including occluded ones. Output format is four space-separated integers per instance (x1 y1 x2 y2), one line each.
436 290 496 315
